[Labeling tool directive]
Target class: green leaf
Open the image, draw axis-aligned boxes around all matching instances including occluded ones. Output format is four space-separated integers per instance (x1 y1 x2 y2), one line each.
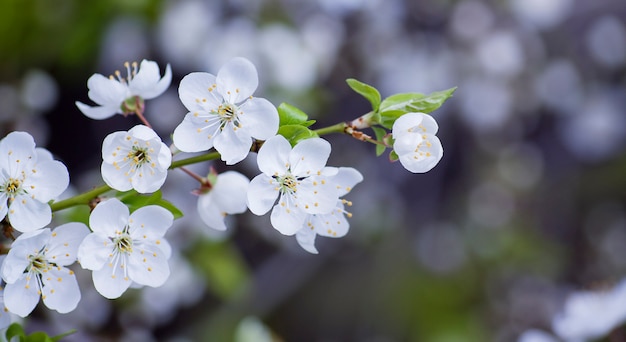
278 125 319 146
51 329 77 342
389 150 399 162
346 78 381 111
277 102 309 126
379 87 457 128
117 190 184 219
25 332 54 342
372 126 388 157
6 323 26 341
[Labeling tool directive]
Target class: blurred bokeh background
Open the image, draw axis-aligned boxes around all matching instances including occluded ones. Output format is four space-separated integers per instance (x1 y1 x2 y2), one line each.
1 0 626 341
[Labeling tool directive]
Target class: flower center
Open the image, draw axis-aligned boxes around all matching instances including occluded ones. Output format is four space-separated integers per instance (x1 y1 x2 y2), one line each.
28 253 50 274
215 103 241 130
277 174 299 195
1 177 25 200
128 146 150 166
114 234 133 254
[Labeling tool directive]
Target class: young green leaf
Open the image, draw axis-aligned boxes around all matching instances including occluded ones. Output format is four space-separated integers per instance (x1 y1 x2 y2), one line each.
6 323 26 341
278 125 319 146
117 190 184 219
371 126 388 157
379 87 456 128
277 102 309 126
346 78 382 111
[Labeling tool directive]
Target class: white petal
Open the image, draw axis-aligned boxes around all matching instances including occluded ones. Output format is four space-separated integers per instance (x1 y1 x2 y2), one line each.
172 115 215 152
0 131 36 176
8 194 51 232
89 198 129 236
25 159 69 202
130 165 168 193
297 177 338 215
216 57 258 103
239 97 279 140
0 194 8 223
46 222 90 266
178 72 220 111
311 204 349 238
392 112 439 138
101 131 128 163
247 174 279 215
41 267 81 314
130 60 172 99
127 243 170 287
197 193 227 231
295 226 319 254
395 133 443 173
75 101 119 120
213 123 252 165
212 171 250 214
77 232 112 271
256 135 290 175
270 200 307 236
86 74 128 106
2 237 41 284
128 205 173 239
330 167 363 197
4 275 40 317
91 263 132 299
156 141 172 169
127 124 160 140
101 162 133 192
289 138 331 176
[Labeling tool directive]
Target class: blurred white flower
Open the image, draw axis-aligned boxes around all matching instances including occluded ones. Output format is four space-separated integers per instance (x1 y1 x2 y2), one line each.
198 171 250 231
552 280 626 341
0 131 69 232
76 59 172 120
101 125 172 194
1 223 89 317
77 199 174 299
517 329 559 342
585 15 626 69
173 57 279 165
247 135 339 236
392 113 443 173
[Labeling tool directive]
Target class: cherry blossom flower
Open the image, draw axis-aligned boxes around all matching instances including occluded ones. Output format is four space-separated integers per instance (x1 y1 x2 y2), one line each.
0 131 69 232
295 167 363 254
247 135 340 235
101 125 172 194
392 112 443 173
172 57 279 165
76 60 172 120
77 198 174 299
552 279 626 342
0 257 11 329
197 171 250 231
1 223 89 317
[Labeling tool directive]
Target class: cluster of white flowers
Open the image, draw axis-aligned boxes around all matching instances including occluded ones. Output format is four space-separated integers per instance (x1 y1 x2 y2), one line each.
0 56 446 329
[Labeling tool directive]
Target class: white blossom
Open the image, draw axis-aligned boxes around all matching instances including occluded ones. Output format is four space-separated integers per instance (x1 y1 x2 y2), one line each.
76 59 172 120
0 131 69 232
552 279 626 342
392 112 443 173
198 171 250 231
295 167 363 254
1 223 89 317
101 125 172 194
0 257 11 329
77 198 174 299
247 135 339 236
173 57 279 165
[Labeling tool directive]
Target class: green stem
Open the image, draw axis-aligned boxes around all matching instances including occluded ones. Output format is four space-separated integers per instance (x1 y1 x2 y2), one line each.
50 184 111 212
170 151 220 169
313 122 348 136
